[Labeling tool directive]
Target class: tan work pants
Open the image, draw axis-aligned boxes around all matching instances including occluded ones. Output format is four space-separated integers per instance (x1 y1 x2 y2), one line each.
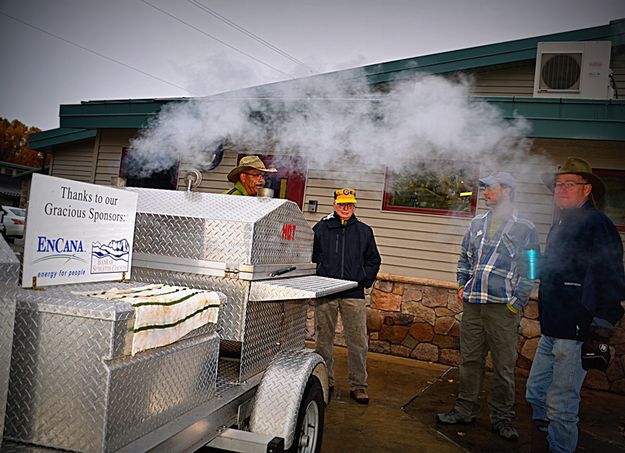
314 297 368 391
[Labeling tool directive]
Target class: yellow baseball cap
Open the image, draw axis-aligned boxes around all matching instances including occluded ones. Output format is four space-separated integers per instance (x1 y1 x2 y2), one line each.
334 188 357 204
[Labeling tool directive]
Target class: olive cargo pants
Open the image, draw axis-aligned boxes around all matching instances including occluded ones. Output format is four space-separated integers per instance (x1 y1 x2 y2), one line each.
455 302 520 423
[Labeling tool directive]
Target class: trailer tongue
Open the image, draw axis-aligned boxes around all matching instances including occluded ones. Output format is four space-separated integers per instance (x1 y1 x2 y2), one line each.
2 178 355 453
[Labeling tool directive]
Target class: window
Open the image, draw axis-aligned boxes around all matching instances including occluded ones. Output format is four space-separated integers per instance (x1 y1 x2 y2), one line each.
383 160 479 217
595 168 625 231
119 148 178 190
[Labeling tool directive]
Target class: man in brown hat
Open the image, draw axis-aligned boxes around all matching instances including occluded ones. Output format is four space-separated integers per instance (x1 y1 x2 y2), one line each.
526 157 625 453
224 155 277 196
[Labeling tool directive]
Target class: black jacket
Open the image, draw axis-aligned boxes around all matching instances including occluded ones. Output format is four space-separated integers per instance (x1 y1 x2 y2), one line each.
312 213 381 299
539 199 625 340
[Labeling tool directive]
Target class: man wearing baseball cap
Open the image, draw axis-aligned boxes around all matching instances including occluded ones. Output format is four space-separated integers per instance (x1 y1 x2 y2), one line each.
526 157 625 453
312 188 381 404
437 171 538 441
224 155 277 196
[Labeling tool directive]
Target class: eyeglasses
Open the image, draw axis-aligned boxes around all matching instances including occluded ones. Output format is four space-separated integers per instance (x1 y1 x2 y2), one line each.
243 172 266 179
336 203 355 208
553 181 589 191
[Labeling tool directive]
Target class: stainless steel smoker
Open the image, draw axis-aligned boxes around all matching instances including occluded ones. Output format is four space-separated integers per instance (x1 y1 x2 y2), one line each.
0 235 19 450
3 189 355 453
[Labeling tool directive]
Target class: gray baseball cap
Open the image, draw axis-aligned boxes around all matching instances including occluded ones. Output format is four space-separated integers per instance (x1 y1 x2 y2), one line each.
479 171 517 190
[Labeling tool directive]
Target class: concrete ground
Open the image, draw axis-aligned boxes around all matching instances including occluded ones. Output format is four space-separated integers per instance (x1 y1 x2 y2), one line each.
321 345 625 453
319 345 462 453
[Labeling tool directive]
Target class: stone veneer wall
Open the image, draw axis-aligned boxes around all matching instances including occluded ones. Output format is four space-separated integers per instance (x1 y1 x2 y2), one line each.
306 273 625 395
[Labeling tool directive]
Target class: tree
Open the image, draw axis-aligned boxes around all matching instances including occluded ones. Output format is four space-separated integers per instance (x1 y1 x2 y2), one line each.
0 117 49 168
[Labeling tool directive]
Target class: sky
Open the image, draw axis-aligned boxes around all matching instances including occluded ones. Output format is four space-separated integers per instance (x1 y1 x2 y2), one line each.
1 0 625 131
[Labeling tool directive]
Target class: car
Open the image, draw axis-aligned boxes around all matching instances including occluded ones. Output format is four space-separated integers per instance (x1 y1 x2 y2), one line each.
1 205 26 238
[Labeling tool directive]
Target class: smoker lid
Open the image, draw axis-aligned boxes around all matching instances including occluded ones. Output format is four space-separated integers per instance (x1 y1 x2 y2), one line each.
129 187 291 221
248 275 358 302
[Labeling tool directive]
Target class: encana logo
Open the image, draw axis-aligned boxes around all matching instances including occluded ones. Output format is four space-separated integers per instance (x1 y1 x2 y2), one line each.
37 236 85 253
33 236 87 264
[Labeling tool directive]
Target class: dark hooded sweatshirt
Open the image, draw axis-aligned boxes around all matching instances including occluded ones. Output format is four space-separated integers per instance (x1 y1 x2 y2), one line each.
539 199 625 340
312 213 381 299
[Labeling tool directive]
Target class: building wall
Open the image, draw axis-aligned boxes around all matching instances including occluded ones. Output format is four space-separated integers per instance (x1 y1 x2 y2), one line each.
464 47 624 99
469 61 536 97
92 129 136 185
49 139 96 182
183 138 625 283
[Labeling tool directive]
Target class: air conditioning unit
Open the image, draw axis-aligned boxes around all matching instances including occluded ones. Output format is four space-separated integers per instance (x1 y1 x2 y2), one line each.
533 41 612 99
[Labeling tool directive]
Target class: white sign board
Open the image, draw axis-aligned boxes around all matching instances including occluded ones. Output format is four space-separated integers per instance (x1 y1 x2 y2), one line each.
22 174 138 287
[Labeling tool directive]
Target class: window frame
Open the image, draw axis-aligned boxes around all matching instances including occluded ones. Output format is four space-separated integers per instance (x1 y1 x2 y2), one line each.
382 160 480 218
594 167 625 232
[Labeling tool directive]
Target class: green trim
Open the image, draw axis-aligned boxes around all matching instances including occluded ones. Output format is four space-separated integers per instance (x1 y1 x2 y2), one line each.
60 99 185 129
133 304 219 333
131 291 205 307
359 18 624 84
29 128 96 150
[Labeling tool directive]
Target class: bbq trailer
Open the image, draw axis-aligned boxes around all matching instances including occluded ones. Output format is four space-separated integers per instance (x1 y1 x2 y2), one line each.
0 175 354 453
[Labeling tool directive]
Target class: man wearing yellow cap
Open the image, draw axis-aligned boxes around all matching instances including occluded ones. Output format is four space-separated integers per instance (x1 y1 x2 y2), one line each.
312 188 381 404
224 155 277 196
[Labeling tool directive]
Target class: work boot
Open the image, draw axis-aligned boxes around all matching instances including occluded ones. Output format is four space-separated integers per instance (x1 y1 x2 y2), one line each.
530 420 549 453
349 388 369 405
436 409 474 424
492 420 519 441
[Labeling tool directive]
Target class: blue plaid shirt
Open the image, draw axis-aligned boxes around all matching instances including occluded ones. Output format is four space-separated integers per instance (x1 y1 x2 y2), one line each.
457 210 538 310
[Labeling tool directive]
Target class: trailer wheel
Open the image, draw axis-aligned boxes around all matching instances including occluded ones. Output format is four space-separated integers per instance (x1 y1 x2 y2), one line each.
288 376 325 453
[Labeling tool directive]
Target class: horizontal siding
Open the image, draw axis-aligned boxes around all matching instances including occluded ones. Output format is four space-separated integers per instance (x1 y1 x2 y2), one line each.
94 130 137 185
467 61 535 97
50 140 95 182
181 139 624 282
466 46 624 100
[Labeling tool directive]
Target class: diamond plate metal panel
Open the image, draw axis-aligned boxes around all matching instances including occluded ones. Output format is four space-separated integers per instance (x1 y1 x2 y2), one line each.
130 188 314 268
15 281 138 322
239 301 284 381
0 440 60 452
134 213 252 265
249 276 358 301
5 310 112 452
250 203 313 265
105 333 219 451
249 350 324 449
5 303 220 452
131 267 249 341
0 236 19 448
281 301 307 352
238 300 308 382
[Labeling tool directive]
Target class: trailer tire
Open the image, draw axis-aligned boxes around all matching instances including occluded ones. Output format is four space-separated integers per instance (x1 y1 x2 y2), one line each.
288 375 325 453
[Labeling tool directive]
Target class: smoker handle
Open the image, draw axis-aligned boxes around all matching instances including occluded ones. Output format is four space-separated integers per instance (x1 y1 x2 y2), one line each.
269 266 297 277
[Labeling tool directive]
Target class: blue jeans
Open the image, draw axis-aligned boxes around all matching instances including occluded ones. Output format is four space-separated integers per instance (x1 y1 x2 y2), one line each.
526 335 587 453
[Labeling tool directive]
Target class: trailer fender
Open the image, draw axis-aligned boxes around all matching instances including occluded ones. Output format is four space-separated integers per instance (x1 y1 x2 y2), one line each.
249 349 328 450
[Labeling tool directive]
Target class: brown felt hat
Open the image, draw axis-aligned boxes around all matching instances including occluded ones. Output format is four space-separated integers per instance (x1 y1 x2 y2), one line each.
540 157 606 199
227 155 277 183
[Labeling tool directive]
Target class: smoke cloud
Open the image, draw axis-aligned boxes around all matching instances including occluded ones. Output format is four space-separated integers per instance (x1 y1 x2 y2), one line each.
128 67 537 180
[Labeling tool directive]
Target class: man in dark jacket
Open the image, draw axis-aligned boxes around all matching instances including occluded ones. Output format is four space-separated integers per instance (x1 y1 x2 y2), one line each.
313 188 381 404
526 157 625 453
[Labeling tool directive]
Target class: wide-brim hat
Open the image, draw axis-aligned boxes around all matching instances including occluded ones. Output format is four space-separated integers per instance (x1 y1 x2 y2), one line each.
227 155 277 183
540 157 606 199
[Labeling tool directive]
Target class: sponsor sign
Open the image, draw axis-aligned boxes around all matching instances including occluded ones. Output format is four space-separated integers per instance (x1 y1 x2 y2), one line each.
22 174 138 287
